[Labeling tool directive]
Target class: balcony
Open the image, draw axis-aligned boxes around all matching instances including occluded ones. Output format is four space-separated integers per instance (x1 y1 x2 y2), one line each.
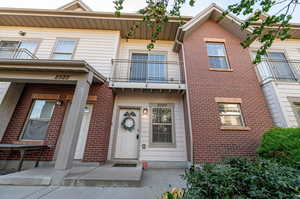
109 59 186 91
255 59 300 84
0 48 38 60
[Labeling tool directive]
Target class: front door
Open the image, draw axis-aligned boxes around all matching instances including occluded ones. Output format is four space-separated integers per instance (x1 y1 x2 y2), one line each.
114 108 140 159
74 104 93 160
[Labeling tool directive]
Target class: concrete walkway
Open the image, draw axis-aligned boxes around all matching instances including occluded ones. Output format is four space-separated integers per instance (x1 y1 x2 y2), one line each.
0 169 186 199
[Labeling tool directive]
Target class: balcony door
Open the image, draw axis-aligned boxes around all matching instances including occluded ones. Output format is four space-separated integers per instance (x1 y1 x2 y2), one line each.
130 53 166 82
268 52 295 80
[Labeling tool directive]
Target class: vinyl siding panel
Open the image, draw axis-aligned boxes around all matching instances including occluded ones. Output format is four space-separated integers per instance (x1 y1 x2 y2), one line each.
0 26 120 77
107 93 187 162
0 82 9 103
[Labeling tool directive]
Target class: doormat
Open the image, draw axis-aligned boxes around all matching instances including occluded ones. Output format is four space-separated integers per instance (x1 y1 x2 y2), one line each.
113 163 137 167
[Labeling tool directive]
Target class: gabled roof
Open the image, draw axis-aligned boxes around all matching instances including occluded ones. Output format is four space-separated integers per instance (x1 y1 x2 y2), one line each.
174 3 252 51
58 0 92 12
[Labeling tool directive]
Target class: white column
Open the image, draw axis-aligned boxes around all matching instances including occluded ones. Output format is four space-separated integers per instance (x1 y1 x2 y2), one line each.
55 72 93 170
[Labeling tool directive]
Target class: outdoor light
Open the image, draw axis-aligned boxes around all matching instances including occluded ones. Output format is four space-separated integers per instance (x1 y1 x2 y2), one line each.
143 108 148 115
18 31 26 36
56 100 63 106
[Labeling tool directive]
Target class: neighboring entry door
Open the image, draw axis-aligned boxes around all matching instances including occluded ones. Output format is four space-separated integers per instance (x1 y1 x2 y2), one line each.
74 104 93 160
114 108 140 159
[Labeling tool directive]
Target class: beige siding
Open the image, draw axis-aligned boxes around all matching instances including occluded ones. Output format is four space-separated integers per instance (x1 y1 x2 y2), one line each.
251 39 300 127
108 93 187 162
0 26 120 77
114 39 181 81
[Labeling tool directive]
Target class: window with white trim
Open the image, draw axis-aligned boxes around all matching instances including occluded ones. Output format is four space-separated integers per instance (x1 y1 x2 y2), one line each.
21 100 56 140
218 103 245 127
151 104 174 145
0 40 39 59
51 40 77 60
207 43 230 69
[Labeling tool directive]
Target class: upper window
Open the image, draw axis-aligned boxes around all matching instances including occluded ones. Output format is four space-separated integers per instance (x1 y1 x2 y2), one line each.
130 53 167 82
51 40 77 60
218 103 245 127
0 40 39 59
150 104 174 146
21 100 56 141
207 43 229 69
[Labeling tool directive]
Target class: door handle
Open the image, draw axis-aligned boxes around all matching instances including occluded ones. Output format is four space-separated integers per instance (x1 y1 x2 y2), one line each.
136 134 139 140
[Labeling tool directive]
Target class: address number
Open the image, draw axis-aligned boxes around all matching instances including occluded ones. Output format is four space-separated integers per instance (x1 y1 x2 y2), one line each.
55 75 70 80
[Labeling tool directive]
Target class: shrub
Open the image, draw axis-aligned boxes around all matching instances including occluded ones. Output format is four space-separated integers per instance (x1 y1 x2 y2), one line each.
183 157 300 199
257 128 300 168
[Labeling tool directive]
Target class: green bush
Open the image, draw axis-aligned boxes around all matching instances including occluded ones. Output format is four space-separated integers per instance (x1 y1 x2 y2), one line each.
257 128 300 168
183 157 300 199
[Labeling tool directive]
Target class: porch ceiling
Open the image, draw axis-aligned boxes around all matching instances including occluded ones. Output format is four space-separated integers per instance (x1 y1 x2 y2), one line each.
0 59 106 84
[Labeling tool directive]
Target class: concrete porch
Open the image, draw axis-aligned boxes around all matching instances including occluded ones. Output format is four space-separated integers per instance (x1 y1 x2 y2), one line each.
0 163 143 187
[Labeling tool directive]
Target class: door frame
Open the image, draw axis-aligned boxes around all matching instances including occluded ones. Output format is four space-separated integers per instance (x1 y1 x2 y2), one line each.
111 106 142 160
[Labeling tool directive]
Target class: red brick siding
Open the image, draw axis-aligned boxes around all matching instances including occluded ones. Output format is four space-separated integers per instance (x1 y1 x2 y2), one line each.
182 20 273 163
0 83 114 163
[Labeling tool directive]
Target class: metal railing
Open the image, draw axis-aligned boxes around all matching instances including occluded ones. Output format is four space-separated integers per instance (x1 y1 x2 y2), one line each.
255 59 300 84
110 59 184 84
0 47 38 59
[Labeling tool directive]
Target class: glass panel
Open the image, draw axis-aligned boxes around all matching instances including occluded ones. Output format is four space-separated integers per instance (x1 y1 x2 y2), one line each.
268 52 295 80
148 54 166 82
207 43 226 56
220 115 243 126
54 40 76 53
130 53 148 82
218 104 241 115
152 108 172 123
208 57 228 69
52 54 73 60
22 120 49 140
152 125 172 143
19 41 38 53
30 100 55 119
0 41 19 59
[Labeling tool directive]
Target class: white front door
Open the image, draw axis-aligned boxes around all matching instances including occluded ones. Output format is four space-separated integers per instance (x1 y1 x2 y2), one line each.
114 108 140 159
74 104 93 160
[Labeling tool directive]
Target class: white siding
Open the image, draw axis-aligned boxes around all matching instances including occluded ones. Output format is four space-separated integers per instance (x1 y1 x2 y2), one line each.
251 39 300 127
114 39 181 81
0 82 9 103
107 93 187 162
0 26 120 77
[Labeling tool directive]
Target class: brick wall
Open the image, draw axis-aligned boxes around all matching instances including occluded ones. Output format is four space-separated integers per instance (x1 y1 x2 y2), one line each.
182 20 273 163
0 83 114 163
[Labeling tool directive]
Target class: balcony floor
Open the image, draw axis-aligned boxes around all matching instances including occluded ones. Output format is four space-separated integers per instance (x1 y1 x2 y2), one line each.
109 81 186 91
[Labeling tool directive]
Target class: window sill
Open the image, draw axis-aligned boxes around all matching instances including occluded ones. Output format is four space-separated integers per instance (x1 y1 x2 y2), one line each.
209 68 233 72
13 141 45 145
220 126 251 131
148 143 176 148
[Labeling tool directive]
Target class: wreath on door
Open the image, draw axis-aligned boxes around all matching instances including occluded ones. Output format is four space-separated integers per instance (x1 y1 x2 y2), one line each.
121 111 136 132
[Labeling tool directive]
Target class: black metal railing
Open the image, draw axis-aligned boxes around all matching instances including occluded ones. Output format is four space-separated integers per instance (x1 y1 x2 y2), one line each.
255 59 300 83
0 48 38 60
110 59 184 84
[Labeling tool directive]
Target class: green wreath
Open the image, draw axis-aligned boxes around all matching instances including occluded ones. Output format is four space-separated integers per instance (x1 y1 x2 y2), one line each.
121 117 135 132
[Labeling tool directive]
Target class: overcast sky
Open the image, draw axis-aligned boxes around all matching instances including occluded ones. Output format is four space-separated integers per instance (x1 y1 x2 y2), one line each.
0 0 299 22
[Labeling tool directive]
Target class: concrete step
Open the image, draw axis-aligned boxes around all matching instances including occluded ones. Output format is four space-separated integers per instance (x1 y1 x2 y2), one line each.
63 165 143 187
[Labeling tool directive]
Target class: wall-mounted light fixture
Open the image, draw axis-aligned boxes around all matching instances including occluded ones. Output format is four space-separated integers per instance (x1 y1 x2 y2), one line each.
18 31 26 36
143 107 148 115
56 100 63 106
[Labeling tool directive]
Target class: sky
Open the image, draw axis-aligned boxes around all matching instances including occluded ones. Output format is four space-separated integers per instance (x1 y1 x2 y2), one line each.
0 0 299 22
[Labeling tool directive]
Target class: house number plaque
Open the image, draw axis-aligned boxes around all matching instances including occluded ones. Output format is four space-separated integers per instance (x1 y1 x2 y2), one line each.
55 75 70 80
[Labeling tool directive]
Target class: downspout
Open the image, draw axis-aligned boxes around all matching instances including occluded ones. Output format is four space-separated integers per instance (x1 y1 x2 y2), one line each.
175 37 194 165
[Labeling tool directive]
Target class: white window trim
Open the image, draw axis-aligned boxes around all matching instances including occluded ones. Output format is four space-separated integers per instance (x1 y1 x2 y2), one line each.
50 38 79 60
149 103 176 148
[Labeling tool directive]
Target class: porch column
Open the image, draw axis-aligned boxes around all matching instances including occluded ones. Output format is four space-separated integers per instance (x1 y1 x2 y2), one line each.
55 72 93 170
0 82 25 142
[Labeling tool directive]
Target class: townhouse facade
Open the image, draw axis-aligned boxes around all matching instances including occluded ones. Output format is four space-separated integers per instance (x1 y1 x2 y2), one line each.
0 1 277 171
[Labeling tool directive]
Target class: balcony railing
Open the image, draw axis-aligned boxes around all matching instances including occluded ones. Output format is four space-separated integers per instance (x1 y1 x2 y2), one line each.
110 59 184 84
0 48 38 60
255 59 300 84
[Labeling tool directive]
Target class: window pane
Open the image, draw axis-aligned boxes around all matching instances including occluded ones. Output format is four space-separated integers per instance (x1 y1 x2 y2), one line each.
0 41 19 59
22 120 49 140
208 57 228 68
218 104 240 115
19 41 38 54
207 43 226 56
148 54 166 82
30 100 55 119
54 40 76 53
130 53 148 81
52 54 73 60
152 108 172 123
220 115 243 126
152 124 172 143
